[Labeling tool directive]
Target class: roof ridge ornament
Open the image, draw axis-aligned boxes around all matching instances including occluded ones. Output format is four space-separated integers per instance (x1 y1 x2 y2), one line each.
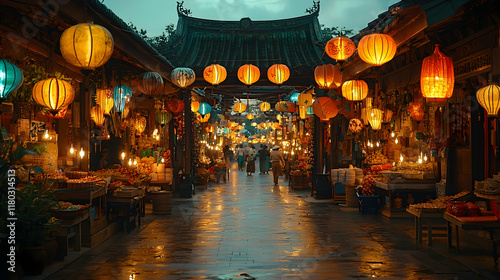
306 1 320 15
177 1 192 16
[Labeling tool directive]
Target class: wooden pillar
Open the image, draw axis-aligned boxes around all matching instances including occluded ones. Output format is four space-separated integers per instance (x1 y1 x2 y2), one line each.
79 74 91 171
169 119 177 189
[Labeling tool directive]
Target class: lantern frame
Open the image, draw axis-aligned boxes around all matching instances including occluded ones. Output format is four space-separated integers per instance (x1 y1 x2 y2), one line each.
0 59 23 101
237 64 260 86
420 44 455 102
203 64 227 86
32 78 75 114
267 64 290 85
357 33 397 66
476 84 500 117
341 80 368 101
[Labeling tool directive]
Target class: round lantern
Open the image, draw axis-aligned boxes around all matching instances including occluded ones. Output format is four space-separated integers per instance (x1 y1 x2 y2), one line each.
60 23 114 69
420 44 455 102
348 118 363 133
251 122 258 127
286 101 297 113
247 113 255 120
203 64 227 86
367 108 383 130
0 59 23 101
314 64 342 89
155 110 172 125
32 78 75 114
383 109 393 123
289 92 300 103
134 116 147 134
191 101 200 113
237 64 260 86
138 72 164 96
408 102 424 121
198 102 212 116
90 106 105 127
171 67 196 88
233 102 246 113
197 113 210 123
275 101 288 112
259 102 270 112
167 97 185 114
43 106 68 119
298 90 313 107
341 80 368 101
96 89 114 115
325 36 356 61
236 125 244 130
113 85 132 113
267 64 290 85
312 97 340 121
358 33 397 66
476 84 500 116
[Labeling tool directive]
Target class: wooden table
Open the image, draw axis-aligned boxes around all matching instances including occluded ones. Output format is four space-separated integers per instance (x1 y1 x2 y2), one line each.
55 212 89 260
406 208 446 247
107 194 145 233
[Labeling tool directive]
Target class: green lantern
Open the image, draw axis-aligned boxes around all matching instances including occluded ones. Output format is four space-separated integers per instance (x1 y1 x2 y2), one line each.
155 110 172 125
0 59 23 102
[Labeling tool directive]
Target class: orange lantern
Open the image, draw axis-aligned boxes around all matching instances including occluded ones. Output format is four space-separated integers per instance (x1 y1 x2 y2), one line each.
383 109 393 123
314 64 342 89
90 106 105 127
348 118 364 133
259 102 271 112
286 101 297 113
267 64 290 85
247 113 255 120
32 78 75 114
420 44 454 102
237 64 260 86
96 89 114 115
204 64 227 86
196 113 210 123
134 115 147 134
476 85 500 116
312 97 340 121
191 100 200 112
233 102 246 113
341 80 368 101
298 89 314 106
358 33 397 66
367 108 383 130
275 101 288 112
43 106 68 119
167 97 185 114
138 72 164 96
325 36 356 61
408 102 424 121
236 125 244 130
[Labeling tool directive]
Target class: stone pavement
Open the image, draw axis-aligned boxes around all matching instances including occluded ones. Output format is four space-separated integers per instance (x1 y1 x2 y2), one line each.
47 163 500 280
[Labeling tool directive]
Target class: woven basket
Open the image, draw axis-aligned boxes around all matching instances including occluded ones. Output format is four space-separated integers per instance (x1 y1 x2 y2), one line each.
65 171 89 179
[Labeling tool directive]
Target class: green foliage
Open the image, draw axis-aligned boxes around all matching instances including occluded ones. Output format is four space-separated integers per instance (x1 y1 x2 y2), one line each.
128 22 177 50
321 25 353 39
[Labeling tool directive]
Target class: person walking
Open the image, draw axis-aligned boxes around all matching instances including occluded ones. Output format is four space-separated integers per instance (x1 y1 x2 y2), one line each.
270 145 285 185
246 145 256 176
258 145 269 174
236 144 246 171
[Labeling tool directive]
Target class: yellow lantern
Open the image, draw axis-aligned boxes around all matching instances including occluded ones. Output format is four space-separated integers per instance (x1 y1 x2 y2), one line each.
267 64 290 85
276 114 282 122
251 122 258 127
298 90 313 107
191 101 200 112
233 102 246 113
134 116 147 134
275 101 288 112
90 106 105 127
341 80 368 101
367 108 383 130
314 64 342 89
32 78 75 114
204 64 227 86
299 106 308 119
259 102 271 112
236 125 244 130
325 36 356 61
96 89 114 115
237 64 260 86
357 33 397 66
420 44 455 102
476 84 500 116
247 113 255 120
60 23 114 69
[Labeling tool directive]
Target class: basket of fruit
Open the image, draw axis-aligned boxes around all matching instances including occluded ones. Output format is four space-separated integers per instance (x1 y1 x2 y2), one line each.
50 202 90 219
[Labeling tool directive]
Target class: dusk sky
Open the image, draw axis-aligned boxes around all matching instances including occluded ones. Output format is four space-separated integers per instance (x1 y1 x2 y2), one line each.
103 0 400 37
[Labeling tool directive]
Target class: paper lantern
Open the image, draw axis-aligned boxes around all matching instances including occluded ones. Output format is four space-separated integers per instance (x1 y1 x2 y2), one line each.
233 102 246 113
191 101 200 112
312 97 340 121
155 110 172 125
0 59 23 101
43 106 68 119
383 109 393 123
289 92 300 103
259 102 270 112
167 97 185 114
171 67 195 88
247 113 255 120
275 101 288 112
420 44 454 102
298 90 313 107
408 102 424 121
267 64 290 85
90 106 105 127
286 101 297 113
236 125 244 130
138 72 164 96
367 108 383 130
325 36 356 61
307 106 314 115
349 118 363 133
113 85 132 113
134 116 147 134
60 23 114 69
251 122 258 127
237 64 260 86
314 64 341 89
32 78 74 114
342 80 368 101
204 64 227 86
198 102 212 116
299 106 308 119
358 33 397 66
96 89 114 115
476 84 500 116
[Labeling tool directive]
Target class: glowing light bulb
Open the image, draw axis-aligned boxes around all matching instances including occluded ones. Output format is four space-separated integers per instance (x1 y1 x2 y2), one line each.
424 155 428 162
121 152 126 160
133 159 137 166
391 132 395 138
395 138 399 144
418 158 423 164
376 142 380 147
44 129 49 140
128 159 132 166
79 148 85 159
69 144 75 155
400 154 403 162
161 157 165 163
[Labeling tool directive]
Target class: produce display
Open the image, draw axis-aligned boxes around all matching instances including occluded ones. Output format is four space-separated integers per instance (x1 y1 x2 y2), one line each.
57 201 89 211
364 150 388 165
408 191 469 212
357 175 376 196
474 173 500 195
446 201 480 217
92 166 151 186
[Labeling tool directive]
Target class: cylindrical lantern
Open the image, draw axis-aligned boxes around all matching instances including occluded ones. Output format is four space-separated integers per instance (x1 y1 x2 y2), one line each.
298 90 313 107
203 64 227 86
367 108 383 130
312 97 340 121
113 85 132 113
0 59 23 101
32 78 75 113
267 64 290 85
167 97 185 114
155 110 172 125
299 106 308 119
237 64 260 86
314 64 342 89
171 67 196 88
90 106 105 127
342 80 368 101
358 33 397 66
60 23 114 69
233 102 246 113
96 89 114 115
138 72 164 96
259 102 270 112
198 102 212 116
191 101 200 112
134 116 147 134
275 101 288 112
325 36 356 61
476 84 500 116
420 44 454 102
247 113 255 120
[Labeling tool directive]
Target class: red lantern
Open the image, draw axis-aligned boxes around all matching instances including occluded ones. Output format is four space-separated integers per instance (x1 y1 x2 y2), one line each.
167 98 185 114
312 97 340 121
286 101 297 113
325 36 356 61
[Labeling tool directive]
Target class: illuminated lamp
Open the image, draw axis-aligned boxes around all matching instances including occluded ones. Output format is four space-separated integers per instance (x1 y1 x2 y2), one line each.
325 36 356 61
155 110 172 125
367 108 383 130
96 89 114 115
171 67 196 88
312 97 340 121
134 116 147 134
341 80 368 101
286 101 297 113
233 102 246 113
113 85 132 113
191 101 200 112
167 97 185 114
275 101 288 112
259 102 270 112
198 102 212 116
420 44 454 102
314 64 341 89
408 102 424 121
237 64 260 86
0 59 23 102
476 84 500 116
358 33 397 66
267 64 290 85
298 90 313 107
90 106 105 127
138 72 164 96
32 78 74 114
247 114 255 120
203 64 227 86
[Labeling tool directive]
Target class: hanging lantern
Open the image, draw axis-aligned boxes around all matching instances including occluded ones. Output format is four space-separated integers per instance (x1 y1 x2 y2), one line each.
198 102 212 116
408 102 424 121
203 64 227 86
167 97 185 114
155 110 172 125
32 78 75 114
134 116 147 134
286 101 297 113
259 102 270 112
358 33 397 66
257 123 265 129
60 23 114 69
233 102 246 113
325 36 356 61
312 97 340 121
298 90 313 107
349 118 364 133
237 64 260 86
191 101 200 112
43 106 68 119
236 125 244 130
113 85 132 113
367 108 383 130
247 113 255 120
171 67 196 88
289 92 300 103
96 89 114 115
341 80 368 101
383 109 393 123
476 84 500 116
314 64 342 89
420 44 455 102
122 102 130 119
307 105 314 115
138 72 164 96
299 106 308 119
90 106 105 127
0 59 23 101
267 64 290 85
275 101 288 112
276 114 282 122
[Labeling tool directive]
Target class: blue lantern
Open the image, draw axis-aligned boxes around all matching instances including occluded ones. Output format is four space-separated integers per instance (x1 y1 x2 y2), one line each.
198 102 212 116
113 85 132 113
0 59 23 101
290 92 300 103
307 105 314 115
